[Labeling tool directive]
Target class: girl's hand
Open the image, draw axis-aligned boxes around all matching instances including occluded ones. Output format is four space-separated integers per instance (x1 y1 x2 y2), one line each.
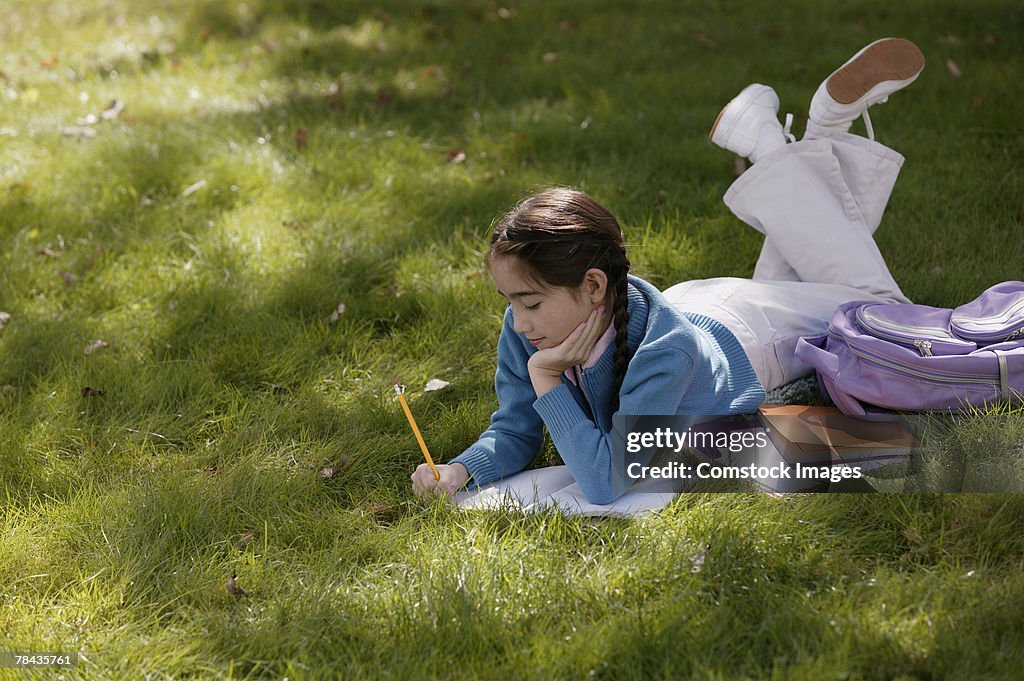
527 306 606 393
411 462 470 497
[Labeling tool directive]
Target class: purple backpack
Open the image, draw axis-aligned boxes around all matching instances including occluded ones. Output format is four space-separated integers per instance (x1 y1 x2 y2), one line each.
794 281 1024 416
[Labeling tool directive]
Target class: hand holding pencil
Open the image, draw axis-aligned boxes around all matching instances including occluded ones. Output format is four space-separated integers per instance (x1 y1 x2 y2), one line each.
395 381 470 496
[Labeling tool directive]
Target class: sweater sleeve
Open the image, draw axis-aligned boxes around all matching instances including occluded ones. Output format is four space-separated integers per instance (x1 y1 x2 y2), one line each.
532 347 697 504
448 308 545 486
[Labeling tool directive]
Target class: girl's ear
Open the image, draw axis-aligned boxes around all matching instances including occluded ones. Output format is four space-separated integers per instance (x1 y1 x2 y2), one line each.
581 268 608 305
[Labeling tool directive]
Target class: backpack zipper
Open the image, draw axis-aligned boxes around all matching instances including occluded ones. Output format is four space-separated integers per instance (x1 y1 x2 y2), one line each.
855 309 952 356
828 331 999 386
951 299 1024 342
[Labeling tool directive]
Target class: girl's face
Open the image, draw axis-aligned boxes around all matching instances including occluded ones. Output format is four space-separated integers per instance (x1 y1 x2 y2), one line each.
490 255 604 350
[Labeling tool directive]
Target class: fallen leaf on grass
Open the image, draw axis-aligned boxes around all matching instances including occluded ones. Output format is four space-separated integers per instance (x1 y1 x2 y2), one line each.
328 302 346 322
40 55 59 69
689 544 709 573
99 99 125 121
946 58 962 78
2 385 18 395
37 247 58 258
181 179 207 197
319 454 352 479
690 30 717 48
227 571 250 597
81 386 105 397
424 378 451 392
68 99 125 135
295 127 308 149
541 52 559 63
447 148 467 164
236 530 257 551
84 339 108 355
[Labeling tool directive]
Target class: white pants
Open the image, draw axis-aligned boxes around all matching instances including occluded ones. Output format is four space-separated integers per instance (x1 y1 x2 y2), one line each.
663 127 911 391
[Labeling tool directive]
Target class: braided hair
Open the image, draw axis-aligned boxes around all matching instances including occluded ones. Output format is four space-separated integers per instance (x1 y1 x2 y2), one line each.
487 187 632 412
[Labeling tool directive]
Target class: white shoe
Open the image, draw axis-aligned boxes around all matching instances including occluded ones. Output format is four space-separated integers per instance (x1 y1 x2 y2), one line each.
709 83 794 163
809 37 925 140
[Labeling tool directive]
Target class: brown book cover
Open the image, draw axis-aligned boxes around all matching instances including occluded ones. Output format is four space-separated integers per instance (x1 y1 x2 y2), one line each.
757 405 921 464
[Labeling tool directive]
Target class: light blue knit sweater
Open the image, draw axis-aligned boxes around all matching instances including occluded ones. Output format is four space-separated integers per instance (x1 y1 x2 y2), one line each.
450 275 765 503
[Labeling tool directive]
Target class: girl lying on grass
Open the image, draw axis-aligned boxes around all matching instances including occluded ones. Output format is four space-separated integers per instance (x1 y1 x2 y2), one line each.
412 38 925 504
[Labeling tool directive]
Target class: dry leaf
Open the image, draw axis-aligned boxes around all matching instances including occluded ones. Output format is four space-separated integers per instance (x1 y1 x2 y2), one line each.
84 339 108 355
204 464 218 475
227 571 250 597
40 55 59 69
62 125 97 138
689 30 718 48
236 530 257 551
689 544 709 573
81 386 105 397
319 454 352 479
181 179 207 197
295 127 308 149
541 52 559 63
1 384 18 395
447 148 467 164
424 378 451 392
328 302 346 322
946 58 962 78
99 99 125 120
37 248 58 258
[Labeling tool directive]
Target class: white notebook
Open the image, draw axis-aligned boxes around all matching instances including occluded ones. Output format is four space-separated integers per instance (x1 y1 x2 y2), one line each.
453 465 689 517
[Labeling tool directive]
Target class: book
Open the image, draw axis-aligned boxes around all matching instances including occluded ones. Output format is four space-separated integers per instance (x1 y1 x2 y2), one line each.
757 405 921 465
453 465 689 517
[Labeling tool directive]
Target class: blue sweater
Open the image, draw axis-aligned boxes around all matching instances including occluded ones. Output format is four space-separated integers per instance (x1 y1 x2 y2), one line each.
450 275 765 503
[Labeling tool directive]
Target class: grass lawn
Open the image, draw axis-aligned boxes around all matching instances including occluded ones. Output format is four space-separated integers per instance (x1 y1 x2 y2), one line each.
2 0 1024 678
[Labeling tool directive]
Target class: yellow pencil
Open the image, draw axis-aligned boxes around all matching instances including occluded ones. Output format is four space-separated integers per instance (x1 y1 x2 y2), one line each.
393 382 440 481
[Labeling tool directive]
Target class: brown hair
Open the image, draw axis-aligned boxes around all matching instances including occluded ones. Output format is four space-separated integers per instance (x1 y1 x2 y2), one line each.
487 187 632 411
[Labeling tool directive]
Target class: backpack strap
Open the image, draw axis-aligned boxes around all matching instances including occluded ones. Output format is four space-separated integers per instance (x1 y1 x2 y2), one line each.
996 350 1009 401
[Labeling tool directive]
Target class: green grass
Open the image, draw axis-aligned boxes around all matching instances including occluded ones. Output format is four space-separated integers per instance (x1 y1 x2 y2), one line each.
1 0 1023 678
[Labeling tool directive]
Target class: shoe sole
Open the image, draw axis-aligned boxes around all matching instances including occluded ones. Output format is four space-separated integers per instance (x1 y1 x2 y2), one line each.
826 38 925 105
